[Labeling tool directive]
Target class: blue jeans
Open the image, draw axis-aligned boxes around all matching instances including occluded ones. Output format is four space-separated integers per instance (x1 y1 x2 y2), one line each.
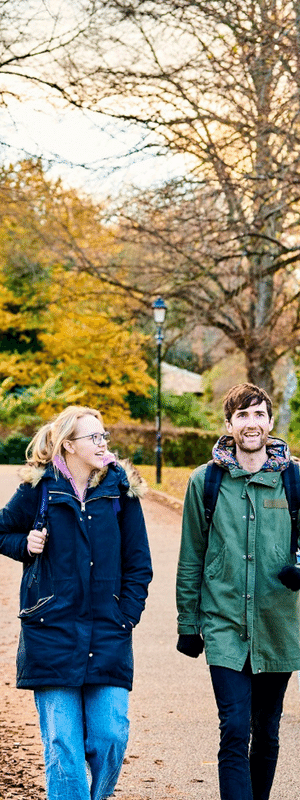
34 685 129 800
210 657 291 800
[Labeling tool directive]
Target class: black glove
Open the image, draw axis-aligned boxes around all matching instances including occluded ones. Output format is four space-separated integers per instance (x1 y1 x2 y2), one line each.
278 565 300 591
176 633 204 658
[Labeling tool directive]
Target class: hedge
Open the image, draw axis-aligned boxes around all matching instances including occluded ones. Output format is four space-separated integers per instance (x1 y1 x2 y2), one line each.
0 434 32 464
108 423 218 466
0 425 219 467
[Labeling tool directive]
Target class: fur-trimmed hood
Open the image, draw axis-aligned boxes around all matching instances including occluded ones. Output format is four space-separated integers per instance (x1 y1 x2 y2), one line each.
19 458 147 499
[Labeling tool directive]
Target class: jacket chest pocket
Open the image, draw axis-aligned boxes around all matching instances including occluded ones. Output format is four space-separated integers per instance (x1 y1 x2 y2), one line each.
204 544 226 581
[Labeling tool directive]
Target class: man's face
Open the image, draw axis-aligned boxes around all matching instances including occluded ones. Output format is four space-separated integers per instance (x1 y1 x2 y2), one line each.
225 400 274 453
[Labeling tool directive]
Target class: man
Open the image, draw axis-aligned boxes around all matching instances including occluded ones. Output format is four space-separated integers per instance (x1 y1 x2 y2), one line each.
176 383 300 800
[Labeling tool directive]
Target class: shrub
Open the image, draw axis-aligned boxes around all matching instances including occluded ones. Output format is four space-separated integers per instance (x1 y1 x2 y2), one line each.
0 424 219 468
126 389 156 421
163 431 217 466
126 389 216 429
0 433 31 464
109 423 218 467
162 392 212 429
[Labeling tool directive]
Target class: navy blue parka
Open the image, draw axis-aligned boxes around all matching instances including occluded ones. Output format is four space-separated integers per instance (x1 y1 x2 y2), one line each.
0 460 152 690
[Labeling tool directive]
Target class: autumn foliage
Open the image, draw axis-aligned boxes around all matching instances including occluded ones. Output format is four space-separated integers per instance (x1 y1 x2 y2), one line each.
0 160 153 428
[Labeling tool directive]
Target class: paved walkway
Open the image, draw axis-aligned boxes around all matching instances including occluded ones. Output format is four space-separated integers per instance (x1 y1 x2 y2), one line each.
0 468 299 800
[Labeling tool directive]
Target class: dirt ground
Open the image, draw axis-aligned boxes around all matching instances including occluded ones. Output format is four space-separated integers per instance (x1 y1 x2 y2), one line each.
0 466 300 800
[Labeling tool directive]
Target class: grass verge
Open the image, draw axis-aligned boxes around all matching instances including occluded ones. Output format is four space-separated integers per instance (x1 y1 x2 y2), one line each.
138 464 193 501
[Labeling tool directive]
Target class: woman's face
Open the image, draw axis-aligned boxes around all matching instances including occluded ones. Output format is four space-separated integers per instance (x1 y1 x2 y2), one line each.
66 414 108 473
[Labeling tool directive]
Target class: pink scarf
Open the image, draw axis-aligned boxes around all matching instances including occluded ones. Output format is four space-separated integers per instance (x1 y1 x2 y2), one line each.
53 451 117 501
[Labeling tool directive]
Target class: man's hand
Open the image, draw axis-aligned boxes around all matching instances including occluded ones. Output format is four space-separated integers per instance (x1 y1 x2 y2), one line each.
176 633 204 658
27 527 47 556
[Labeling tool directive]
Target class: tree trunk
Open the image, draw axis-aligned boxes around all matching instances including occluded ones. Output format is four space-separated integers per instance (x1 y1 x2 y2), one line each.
245 346 274 395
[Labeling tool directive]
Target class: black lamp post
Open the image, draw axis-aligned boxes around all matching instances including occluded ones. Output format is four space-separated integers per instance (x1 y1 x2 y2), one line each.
152 297 167 484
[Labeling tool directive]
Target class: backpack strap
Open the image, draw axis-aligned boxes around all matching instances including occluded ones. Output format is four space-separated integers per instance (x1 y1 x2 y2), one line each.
203 461 224 528
203 459 300 553
27 481 49 587
33 481 49 532
282 461 300 554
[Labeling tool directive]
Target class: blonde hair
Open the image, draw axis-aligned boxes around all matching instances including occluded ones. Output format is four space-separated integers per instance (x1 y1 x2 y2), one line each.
26 405 104 467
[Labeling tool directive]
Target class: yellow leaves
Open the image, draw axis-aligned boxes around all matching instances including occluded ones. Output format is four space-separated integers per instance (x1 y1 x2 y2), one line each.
0 264 153 423
39 298 154 422
0 159 154 428
34 380 85 421
0 353 43 386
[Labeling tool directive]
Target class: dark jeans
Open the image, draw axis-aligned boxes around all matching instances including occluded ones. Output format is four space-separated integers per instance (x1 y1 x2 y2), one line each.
210 656 291 800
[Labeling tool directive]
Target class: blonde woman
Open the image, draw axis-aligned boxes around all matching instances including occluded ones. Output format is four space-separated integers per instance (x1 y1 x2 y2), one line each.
0 405 152 800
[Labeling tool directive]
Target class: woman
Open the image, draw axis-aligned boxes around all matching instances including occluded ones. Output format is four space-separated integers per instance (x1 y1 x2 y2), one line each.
0 405 152 800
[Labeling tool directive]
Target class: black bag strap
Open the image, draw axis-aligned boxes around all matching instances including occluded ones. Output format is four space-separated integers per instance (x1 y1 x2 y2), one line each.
28 482 49 587
203 461 224 527
282 461 300 554
203 458 300 553
33 481 48 532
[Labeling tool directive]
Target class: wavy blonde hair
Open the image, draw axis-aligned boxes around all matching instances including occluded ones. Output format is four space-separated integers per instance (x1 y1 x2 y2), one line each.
25 405 104 467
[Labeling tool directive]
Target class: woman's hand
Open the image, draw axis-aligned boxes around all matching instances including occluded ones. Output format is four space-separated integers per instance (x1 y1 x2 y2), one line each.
27 527 47 556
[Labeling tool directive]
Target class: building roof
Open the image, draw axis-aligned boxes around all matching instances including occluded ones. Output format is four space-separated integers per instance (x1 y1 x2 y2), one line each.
161 361 204 396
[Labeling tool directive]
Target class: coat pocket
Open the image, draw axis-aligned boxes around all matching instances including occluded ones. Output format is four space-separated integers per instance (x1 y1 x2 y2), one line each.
274 544 295 568
18 594 55 619
112 596 134 633
19 553 55 618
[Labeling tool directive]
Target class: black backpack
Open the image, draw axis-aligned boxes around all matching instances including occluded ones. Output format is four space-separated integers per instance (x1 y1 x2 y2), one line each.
203 460 300 554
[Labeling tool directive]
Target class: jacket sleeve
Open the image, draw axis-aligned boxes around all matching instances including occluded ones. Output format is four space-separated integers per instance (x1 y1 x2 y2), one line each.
118 492 153 626
0 482 39 563
297 464 300 550
176 466 209 635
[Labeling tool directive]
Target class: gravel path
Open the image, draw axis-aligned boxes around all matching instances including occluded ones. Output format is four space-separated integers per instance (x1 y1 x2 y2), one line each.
0 467 299 800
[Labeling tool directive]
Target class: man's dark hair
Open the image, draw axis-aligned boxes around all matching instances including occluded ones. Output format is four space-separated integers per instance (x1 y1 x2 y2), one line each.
223 383 273 422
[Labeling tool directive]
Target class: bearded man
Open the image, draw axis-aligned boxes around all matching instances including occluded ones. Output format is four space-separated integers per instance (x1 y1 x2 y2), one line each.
176 383 300 800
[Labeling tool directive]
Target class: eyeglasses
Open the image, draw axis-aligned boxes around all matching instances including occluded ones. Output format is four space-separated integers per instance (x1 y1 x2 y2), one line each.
71 432 110 445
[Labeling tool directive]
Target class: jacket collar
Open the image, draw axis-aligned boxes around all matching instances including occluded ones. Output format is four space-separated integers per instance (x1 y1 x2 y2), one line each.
19 458 147 499
52 453 117 503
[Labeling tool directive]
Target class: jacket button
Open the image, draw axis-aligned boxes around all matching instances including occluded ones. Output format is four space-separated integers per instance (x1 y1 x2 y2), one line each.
90 561 93 566
88 515 92 520
248 554 253 561
246 594 251 600
89 652 93 657
250 514 255 520
40 618 44 622
122 624 126 628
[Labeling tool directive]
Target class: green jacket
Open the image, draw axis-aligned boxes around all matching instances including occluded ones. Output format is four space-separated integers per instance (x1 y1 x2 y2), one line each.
176 436 300 673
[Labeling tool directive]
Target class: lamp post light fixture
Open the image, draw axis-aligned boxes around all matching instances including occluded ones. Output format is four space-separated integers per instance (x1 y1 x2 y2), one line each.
152 297 167 484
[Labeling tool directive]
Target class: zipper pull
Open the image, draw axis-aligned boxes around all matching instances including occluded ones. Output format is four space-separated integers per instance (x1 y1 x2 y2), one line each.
81 501 85 512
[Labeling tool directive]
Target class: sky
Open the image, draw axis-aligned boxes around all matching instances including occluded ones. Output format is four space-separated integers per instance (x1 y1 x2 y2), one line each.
0 92 188 200
0 1 192 200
